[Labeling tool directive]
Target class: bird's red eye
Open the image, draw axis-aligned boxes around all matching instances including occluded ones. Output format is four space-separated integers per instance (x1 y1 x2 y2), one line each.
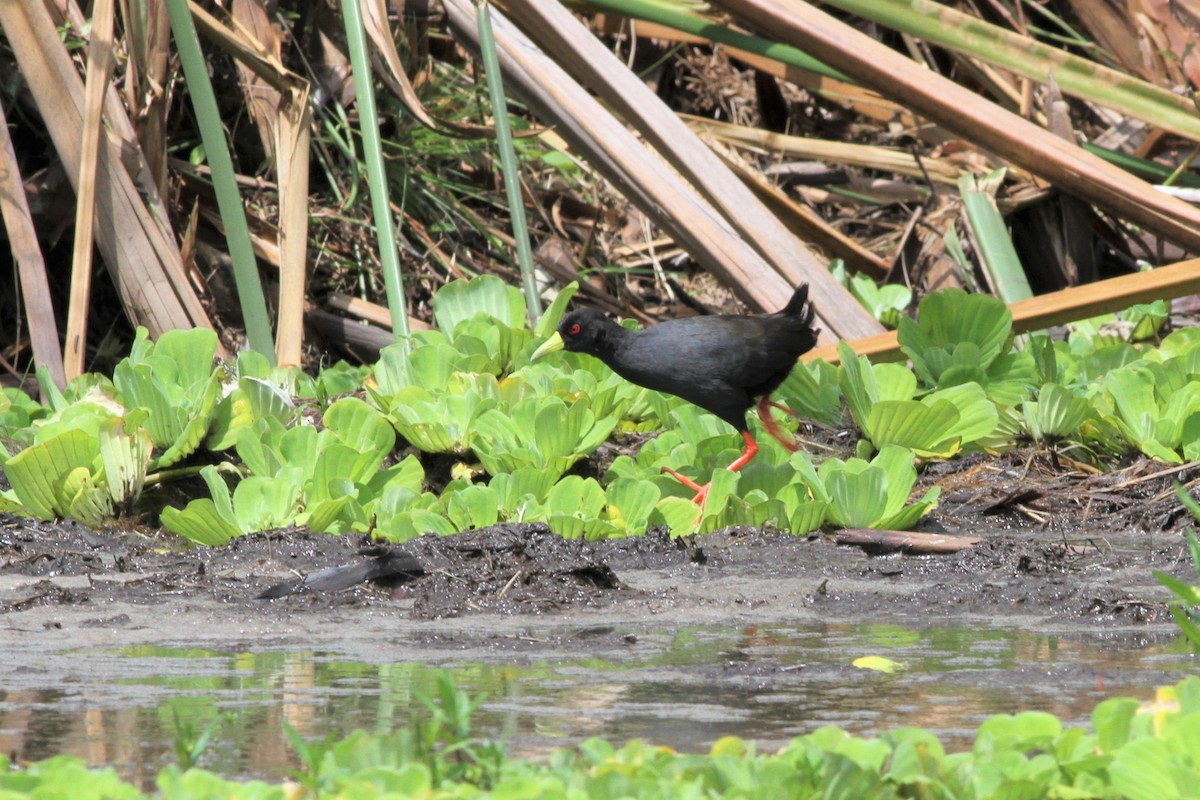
568 323 582 335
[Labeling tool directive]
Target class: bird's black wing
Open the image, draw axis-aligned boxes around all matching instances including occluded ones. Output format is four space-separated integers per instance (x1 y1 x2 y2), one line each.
710 316 814 395
611 317 778 429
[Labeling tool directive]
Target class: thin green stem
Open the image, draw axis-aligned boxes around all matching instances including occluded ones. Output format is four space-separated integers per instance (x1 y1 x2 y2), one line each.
163 0 275 362
340 0 409 339
475 0 541 325
579 0 851 83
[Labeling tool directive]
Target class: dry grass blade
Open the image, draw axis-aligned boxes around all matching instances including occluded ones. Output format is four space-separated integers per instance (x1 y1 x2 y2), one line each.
327 293 432 331
495 0 882 338
1139 0 1200 89
0 103 65 389
0 0 212 340
716 0 1200 254
120 0 172 198
441 0 817 327
702 140 890 279
823 0 1200 144
274 92 311 367
63 0 181 251
588 12 925 130
231 0 281 159
684 114 964 185
1041 75 1099 287
65 0 116 379
1060 0 1150 80
362 0 496 138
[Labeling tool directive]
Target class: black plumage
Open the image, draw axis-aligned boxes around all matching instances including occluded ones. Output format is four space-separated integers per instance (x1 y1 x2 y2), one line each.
532 284 819 506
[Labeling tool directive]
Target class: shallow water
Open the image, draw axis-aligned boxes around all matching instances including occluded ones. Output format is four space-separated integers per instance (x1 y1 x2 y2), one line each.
2 621 1193 788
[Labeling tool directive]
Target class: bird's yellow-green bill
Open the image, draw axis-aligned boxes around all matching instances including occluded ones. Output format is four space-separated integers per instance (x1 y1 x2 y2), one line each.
531 332 565 361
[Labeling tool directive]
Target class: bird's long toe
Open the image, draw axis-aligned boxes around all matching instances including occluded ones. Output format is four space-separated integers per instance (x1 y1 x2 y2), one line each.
661 465 705 493
660 467 712 511
757 398 801 453
764 399 796 417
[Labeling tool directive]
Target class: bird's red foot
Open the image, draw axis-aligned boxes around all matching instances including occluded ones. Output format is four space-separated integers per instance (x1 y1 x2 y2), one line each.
659 466 711 510
660 429 759 516
757 397 800 452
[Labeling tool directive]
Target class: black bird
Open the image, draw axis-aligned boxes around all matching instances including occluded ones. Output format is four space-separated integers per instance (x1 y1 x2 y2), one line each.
257 545 424 599
531 284 819 507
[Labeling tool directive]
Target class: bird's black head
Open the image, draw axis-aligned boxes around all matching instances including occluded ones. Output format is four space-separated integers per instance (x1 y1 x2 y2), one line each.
555 308 616 355
530 307 624 362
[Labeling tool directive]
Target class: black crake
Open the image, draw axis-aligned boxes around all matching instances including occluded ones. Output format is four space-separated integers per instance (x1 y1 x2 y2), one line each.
533 284 819 507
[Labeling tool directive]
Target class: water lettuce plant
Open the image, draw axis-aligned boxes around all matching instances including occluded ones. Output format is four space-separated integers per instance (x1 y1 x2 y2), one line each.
0 385 45 450
1095 360 1200 463
898 288 1014 389
1018 382 1095 446
1 414 152 527
4 675 1200 800
834 260 912 328
162 398 423 543
470 395 616 481
111 326 223 468
802 445 940 530
2 276 1199 540
838 341 998 458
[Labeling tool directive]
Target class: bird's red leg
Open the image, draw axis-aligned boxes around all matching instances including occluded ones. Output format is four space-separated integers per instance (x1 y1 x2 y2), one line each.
726 430 759 471
661 431 759 511
757 397 800 452
765 399 795 417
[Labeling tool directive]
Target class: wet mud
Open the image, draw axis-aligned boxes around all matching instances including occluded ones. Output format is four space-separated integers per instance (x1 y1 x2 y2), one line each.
2 452 1198 784
1 452 1194 631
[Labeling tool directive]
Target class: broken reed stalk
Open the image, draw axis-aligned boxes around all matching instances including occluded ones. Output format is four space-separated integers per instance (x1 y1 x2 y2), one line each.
64 0 115 379
0 0 214 344
0 104 65 390
715 0 1200 253
836 528 980 554
185 2 313 367
439 0 810 319
805 256 1200 364
494 0 882 340
579 0 850 82
821 0 1200 146
704 141 891 280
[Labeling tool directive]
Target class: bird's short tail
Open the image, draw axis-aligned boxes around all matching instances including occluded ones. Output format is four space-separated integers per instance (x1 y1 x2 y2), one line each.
782 283 816 328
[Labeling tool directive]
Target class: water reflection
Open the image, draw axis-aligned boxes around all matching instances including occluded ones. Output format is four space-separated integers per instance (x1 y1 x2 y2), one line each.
0 623 1192 788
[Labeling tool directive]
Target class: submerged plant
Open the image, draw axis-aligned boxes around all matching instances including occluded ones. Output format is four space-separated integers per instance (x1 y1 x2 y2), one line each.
1154 485 1200 649
13 669 1200 800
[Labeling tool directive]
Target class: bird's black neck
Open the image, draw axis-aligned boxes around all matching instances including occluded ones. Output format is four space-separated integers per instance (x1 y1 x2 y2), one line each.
590 320 635 364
